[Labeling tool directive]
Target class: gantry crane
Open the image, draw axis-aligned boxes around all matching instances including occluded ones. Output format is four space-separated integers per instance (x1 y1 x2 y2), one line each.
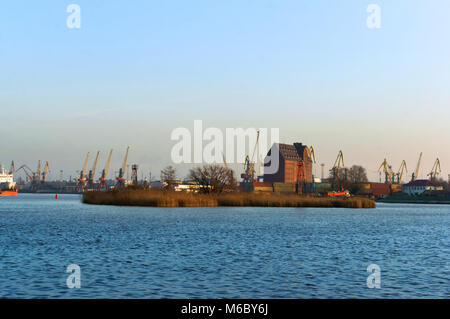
41 161 50 184
78 152 90 191
16 165 34 182
116 146 130 188
28 160 42 190
396 160 408 184
99 149 113 190
307 145 316 182
411 152 422 182
15 161 42 190
331 150 345 190
332 150 344 178
36 160 41 183
242 155 253 182
378 158 395 184
242 131 260 185
88 151 100 188
428 158 441 181
307 146 316 164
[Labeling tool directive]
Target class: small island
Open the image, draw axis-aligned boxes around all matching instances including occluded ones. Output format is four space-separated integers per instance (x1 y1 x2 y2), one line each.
82 189 376 209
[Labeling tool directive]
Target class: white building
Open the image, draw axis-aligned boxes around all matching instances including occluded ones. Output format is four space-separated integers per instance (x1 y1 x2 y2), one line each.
402 180 444 196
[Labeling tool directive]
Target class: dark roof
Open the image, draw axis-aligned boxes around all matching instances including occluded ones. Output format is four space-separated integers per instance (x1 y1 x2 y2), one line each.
277 143 301 161
294 143 309 161
404 180 442 187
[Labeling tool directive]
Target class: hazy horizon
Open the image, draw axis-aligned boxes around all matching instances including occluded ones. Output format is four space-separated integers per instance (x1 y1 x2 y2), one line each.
2 0 450 182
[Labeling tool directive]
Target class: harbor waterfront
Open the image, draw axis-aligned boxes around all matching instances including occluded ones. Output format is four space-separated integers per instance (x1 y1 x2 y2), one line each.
0 194 448 299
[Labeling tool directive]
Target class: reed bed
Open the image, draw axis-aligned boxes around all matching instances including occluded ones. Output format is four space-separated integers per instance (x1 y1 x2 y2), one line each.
216 192 375 208
83 189 216 207
83 189 376 209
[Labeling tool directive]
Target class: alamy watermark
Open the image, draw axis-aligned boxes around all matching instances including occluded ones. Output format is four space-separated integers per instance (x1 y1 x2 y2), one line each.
366 264 381 289
64 5 380 31
66 4 81 29
171 120 280 174
66 264 81 289
366 4 381 29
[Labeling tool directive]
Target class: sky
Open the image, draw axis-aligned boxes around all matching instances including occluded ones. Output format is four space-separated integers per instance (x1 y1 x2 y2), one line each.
1 0 449 182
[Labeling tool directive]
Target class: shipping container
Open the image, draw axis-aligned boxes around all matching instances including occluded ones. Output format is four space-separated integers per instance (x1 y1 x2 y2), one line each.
273 182 295 193
370 183 391 197
254 182 273 188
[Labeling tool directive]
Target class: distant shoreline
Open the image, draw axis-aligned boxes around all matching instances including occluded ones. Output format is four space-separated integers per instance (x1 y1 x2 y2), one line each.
82 189 376 209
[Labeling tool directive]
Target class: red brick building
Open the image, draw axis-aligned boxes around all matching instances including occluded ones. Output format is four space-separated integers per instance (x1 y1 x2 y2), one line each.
263 143 313 184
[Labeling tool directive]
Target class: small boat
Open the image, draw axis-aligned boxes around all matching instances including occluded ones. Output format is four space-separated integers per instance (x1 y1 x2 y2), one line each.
328 190 351 197
0 189 18 197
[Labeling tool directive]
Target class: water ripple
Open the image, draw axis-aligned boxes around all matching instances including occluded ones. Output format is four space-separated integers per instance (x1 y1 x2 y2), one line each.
0 194 449 298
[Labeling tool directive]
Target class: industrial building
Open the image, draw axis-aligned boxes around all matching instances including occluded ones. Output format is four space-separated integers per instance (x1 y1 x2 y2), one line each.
402 180 444 196
263 143 313 184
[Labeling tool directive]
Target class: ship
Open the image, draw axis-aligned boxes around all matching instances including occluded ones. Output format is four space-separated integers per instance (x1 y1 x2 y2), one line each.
0 165 18 197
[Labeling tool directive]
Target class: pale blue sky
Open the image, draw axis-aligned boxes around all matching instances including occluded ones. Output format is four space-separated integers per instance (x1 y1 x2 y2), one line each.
1 0 449 181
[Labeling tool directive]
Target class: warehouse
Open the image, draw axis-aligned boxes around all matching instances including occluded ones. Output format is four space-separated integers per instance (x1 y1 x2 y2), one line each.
263 143 313 184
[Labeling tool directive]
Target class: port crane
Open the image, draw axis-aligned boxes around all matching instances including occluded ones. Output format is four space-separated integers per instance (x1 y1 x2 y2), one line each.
307 146 316 164
241 131 260 185
36 160 41 183
396 160 408 184
307 145 317 181
41 161 50 183
330 150 345 190
16 161 44 190
332 150 344 179
31 160 42 190
88 151 100 189
99 149 113 190
78 152 90 191
411 152 422 182
116 146 130 188
16 164 35 182
428 158 441 181
378 159 395 184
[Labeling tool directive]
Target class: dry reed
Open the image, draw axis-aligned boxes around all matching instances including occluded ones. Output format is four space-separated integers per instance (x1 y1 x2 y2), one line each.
83 189 375 209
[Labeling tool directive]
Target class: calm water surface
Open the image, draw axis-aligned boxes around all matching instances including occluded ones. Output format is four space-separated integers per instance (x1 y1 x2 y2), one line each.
0 194 448 298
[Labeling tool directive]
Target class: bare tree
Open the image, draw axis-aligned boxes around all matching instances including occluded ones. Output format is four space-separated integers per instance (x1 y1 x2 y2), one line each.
188 164 236 194
329 165 368 192
160 166 176 190
347 165 368 184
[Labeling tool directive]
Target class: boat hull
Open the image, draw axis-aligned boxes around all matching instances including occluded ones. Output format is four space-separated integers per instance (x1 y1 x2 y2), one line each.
0 190 18 197
328 190 350 197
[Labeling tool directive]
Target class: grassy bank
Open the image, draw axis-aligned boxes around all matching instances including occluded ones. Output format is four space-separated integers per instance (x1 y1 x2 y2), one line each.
82 189 376 209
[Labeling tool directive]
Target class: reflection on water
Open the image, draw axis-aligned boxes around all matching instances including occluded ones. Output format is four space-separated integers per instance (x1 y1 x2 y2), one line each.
0 194 449 298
